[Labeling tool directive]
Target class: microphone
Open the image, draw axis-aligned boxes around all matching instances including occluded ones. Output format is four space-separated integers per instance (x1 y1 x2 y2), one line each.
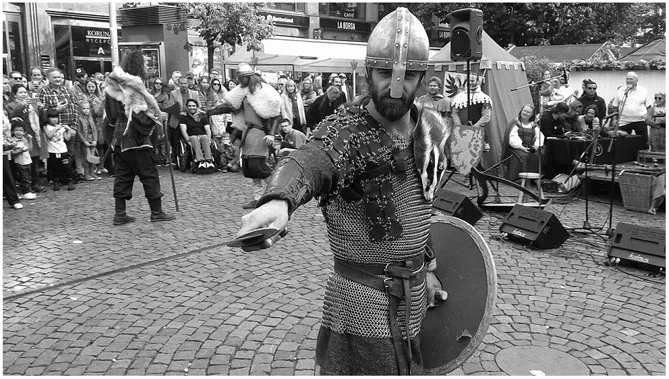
624 84 632 95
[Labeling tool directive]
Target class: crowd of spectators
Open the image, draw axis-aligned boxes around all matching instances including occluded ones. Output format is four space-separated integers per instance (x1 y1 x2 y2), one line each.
3 66 354 210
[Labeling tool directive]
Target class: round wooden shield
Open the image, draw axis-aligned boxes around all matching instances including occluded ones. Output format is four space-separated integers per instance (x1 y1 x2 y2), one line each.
420 213 497 374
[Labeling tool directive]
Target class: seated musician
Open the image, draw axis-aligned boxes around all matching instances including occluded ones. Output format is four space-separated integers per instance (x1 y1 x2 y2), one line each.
563 100 585 133
505 104 545 181
539 102 569 137
577 105 601 135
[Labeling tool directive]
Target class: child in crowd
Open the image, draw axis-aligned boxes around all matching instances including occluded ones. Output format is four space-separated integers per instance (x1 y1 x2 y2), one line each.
75 101 100 181
43 108 77 190
10 119 36 200
3 111 23 209
216 132 239 173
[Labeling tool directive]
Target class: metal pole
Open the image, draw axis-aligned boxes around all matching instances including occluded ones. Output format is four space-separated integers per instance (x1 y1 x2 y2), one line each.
109 2 119 68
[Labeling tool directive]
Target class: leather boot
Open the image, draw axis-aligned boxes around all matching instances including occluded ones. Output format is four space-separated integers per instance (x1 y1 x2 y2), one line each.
113 198 136 225
148 198 175 222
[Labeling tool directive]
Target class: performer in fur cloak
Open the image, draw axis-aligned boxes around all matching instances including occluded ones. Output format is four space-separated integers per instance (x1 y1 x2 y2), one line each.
208 63 282 209
104 49 175 225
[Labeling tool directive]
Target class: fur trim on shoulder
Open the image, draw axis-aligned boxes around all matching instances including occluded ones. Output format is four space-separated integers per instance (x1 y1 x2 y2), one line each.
104 67 161 118
223 83 281 119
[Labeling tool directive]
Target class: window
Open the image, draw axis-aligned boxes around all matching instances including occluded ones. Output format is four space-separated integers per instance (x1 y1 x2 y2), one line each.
377 3 397 20
267 3 305 13
319 3 365 20
3 17 25 74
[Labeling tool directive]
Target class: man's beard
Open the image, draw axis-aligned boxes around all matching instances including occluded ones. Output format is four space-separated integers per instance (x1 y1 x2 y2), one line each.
369 78 416 122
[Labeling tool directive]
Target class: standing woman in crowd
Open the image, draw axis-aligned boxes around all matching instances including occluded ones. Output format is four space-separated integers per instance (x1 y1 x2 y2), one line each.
149 77 174 166
646 92 666 152
198 76 215 110
208 78 228 144
28 67 47 96
300 77 317 114
5 84 48 192
279 79 307 135
83 79 105 166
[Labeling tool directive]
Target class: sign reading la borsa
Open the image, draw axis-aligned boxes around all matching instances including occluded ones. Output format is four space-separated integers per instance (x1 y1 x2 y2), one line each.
319 18 371 33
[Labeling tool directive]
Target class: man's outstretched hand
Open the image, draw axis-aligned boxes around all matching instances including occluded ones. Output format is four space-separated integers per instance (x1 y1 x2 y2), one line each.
236 200 290 251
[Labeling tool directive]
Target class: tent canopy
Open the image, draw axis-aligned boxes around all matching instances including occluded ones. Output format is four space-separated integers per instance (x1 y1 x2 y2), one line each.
429 30 533 171
223 49 365 74
622 37 666 61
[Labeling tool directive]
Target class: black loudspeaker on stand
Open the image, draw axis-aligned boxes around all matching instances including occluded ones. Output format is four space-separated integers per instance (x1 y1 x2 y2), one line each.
608 223 666 271
499 205 569 249
432 189 483 226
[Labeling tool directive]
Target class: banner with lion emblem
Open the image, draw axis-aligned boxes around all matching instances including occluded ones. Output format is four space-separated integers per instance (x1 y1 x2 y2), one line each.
449 124 485 175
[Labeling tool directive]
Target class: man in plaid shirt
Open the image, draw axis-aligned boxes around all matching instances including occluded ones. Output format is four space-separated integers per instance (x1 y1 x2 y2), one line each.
38 68 79 128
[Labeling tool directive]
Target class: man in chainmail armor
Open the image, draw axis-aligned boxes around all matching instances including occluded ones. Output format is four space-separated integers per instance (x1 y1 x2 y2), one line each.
234 8 439 375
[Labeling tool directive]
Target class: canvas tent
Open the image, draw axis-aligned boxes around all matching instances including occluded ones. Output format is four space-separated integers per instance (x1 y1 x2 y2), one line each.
622 37 666 61
428 31 533 170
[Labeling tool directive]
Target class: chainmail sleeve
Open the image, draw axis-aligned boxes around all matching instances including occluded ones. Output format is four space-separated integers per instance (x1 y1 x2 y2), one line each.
256 145 338 216
257 109 366 216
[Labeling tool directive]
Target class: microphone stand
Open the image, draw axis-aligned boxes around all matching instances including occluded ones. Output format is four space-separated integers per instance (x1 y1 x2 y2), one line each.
606 90 630 236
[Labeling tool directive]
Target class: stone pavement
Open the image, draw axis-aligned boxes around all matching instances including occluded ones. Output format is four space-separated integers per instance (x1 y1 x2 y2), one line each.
3 167 666 375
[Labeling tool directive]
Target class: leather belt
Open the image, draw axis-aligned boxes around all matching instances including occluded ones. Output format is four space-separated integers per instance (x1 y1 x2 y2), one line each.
333 256 426 375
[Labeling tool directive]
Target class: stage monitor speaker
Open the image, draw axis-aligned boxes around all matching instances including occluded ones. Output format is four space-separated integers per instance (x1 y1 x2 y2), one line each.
432 189 483 225
608 223 665 269
499 204 569 249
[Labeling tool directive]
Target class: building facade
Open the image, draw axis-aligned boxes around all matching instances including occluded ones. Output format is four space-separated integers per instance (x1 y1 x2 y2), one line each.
3 2 450 78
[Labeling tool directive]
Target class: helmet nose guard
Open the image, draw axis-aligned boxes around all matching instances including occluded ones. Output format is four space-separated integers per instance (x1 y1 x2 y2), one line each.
365 7 429 99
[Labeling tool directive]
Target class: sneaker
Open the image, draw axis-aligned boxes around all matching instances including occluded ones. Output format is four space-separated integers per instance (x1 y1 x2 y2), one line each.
242 200 257 209
67 182 76 191
91 174 102 180
22 192 37 200
100 168 109 174
18 194 23 200
221 168 229 173
32 185 46 193
113 214 136 225
197 161 205 169
150 212 176 222
84 175 95 181
13 203 23 210
208 161 215 169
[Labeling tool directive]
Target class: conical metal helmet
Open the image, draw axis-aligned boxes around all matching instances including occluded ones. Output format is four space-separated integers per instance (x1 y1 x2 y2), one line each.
237 63 254 77
365 7 429 98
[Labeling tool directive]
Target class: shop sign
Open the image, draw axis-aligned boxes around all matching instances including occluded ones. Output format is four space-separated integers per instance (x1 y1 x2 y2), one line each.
72 26 112 57
320 18 371 33
259 12 310 28
437 29 450 40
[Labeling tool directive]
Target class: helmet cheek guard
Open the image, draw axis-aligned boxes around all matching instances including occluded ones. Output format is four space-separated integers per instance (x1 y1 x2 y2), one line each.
365 7 429 99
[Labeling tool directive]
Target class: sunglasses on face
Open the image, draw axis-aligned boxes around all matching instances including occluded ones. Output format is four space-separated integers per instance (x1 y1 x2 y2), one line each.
212 83 221 86
11 76 22 80
587 87 597 90
655 97 664 100
155 82 163 85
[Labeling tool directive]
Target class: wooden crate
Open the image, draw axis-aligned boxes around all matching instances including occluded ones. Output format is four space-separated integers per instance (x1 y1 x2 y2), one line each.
637 150 666 164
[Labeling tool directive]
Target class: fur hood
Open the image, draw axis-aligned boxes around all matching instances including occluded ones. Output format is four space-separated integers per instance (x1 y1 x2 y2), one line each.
224 82 281 119
104 67 161 123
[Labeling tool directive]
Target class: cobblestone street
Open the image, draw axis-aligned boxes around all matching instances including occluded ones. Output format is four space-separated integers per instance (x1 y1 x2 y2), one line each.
3 167 666 375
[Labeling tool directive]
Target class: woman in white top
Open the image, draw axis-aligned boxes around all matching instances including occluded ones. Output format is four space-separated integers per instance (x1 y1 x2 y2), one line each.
505 104 545 181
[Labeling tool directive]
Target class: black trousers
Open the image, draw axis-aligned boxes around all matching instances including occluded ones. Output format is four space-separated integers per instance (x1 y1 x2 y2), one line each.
47 152 75 184
3 156 20 206
113 147 162 201
619 121 648 147
242 156 272 179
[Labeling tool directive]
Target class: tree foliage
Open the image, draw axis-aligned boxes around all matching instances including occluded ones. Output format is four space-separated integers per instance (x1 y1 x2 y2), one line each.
385 3 665 47
181 2 274 51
